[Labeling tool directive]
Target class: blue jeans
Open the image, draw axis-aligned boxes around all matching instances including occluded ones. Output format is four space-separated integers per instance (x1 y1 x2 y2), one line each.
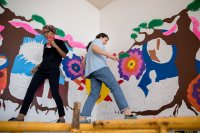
81 67 129 117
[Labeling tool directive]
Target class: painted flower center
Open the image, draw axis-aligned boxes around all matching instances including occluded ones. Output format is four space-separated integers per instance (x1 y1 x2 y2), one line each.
128 60 136 69
72 63 80 72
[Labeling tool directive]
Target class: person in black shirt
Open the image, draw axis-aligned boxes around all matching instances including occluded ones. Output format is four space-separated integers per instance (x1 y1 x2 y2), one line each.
9 25 68 123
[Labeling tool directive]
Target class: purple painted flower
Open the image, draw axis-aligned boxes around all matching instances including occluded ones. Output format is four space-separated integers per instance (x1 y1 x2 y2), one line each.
62 54 84 80
118 48 146 81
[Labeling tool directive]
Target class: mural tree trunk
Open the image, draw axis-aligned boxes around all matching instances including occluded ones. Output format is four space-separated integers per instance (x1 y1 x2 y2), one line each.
0 5 34 108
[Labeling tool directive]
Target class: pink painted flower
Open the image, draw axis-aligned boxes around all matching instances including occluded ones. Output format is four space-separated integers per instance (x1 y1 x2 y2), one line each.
118 48 146 80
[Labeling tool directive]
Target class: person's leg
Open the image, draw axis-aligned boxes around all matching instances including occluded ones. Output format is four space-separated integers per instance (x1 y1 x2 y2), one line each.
17 71 46 120
92 67 132 115
48 71 65 121
80 76 102 119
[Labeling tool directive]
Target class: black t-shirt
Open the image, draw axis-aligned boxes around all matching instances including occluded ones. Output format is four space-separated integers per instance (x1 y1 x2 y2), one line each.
38 39 68 72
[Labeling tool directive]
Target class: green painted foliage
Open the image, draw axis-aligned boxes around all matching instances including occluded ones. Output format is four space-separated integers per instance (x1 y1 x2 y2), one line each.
119 52 130 59
32 14 46 26
139 22 147 28
132 27 141 33
130 33 138 39
187 0 200 11
148 19 163 29
0 0 7 6
56 28 65 37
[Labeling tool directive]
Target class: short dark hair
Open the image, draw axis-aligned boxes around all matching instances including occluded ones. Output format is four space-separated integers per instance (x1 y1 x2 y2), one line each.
43 25 56 34
96 33 109 40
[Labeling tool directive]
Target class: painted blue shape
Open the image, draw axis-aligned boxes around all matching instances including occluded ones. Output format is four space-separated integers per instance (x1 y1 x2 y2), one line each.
59 74 65 85
11 54 35 76
138 69 151 96
0 54 9 70
138 43 200 96
12 35 46 76
138 44 178 96
22 34 47 45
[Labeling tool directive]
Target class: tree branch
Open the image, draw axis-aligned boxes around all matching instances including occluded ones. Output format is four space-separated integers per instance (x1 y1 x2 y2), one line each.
15 15 33 22
0 4 6 10
127 29 174 52
127 29 162 51
163 8 189 24
139 32 148 35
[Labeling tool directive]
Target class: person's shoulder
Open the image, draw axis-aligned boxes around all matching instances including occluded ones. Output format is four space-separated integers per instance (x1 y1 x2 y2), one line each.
92 39 102 46
55 39 65 45
55 39 68 53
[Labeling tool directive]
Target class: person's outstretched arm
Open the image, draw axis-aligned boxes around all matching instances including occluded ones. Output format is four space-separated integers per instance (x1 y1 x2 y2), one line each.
92 45 118 61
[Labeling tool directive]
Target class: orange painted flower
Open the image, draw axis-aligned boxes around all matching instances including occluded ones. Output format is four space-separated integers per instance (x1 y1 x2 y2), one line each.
118 49 146 80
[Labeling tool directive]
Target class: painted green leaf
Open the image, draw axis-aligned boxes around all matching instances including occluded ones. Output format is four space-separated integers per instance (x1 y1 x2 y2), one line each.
148 19 163 29
139 22 147 28
130 33 138 39
56 28 65 37
0 0 7 6
187 0 200 11
119 52 130 59
132 27 141 33
32 14 46 26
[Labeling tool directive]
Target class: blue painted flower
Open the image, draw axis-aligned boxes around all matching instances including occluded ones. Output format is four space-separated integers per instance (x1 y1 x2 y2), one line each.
62 54 84 80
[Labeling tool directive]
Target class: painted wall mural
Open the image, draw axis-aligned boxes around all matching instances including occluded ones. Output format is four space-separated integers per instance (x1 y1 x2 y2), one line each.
0 0 85 114
0 0 113 116
122 0 200 116
0 0 200 120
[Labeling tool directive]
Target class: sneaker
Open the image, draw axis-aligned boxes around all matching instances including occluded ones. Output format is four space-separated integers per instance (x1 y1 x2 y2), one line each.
8 117 24 121
57 119 65 123
80 119 91 124
124 115 137 119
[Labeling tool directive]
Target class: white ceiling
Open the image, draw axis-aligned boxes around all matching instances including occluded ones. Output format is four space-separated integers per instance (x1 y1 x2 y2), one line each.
86 0 114 9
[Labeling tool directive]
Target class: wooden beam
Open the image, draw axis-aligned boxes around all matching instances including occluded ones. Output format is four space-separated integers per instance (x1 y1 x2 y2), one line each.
160 126 168 133
0 121 71 132
71 102 81 133
0 116 199 132
93 116 200 130
81 129 158 133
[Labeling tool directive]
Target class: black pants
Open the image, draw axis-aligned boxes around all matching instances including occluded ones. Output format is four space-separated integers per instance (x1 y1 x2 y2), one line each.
19 70 65 117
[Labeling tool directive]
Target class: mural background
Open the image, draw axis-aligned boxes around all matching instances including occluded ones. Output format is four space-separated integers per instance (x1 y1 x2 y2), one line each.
0 0 199 125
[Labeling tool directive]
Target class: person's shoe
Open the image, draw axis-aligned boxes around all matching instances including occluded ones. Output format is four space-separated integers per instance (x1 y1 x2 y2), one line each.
8 117 24 121
80 119 91 124
57 119 65 123
125 115 137 119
